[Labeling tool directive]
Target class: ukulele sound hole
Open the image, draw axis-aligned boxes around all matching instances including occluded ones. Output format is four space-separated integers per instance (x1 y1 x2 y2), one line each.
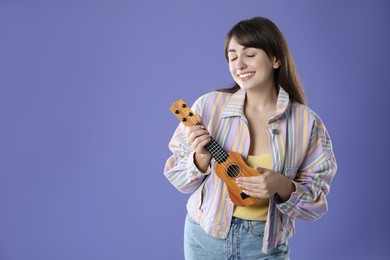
227 164 240 178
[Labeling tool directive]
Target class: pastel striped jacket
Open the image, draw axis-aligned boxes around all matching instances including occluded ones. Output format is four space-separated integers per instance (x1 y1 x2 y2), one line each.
164 87 337 253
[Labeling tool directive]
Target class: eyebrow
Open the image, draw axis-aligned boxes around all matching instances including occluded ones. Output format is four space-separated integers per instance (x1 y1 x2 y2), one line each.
227 46 250 53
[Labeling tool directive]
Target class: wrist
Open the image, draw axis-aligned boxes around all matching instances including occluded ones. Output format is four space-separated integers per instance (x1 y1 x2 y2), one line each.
276 175 295 203
194 152 212 173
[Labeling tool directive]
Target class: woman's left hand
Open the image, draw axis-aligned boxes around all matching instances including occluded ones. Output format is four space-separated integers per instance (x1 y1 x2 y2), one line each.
235 167 295 201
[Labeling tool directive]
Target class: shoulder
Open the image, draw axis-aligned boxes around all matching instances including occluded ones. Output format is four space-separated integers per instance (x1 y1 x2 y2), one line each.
289 102 334 158
191 91 235 128
192 91 234 113
289 102 326 127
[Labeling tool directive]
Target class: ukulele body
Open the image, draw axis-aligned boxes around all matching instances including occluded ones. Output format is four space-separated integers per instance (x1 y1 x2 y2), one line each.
214 151 259 207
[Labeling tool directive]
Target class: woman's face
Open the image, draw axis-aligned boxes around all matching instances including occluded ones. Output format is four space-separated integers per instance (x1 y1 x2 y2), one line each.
227 37 280 91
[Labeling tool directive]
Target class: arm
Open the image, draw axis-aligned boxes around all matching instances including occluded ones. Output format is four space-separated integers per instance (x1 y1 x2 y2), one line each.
275 112 337 221
164 96 212 194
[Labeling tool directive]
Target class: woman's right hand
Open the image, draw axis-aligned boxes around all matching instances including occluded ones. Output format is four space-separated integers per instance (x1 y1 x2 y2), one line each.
186 114 212 172
186 114 211 155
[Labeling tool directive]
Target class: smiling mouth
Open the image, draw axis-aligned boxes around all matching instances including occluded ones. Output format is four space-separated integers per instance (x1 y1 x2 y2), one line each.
238 72 255 81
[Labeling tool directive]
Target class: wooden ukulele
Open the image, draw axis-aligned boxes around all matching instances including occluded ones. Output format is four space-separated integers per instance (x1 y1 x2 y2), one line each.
170 99 259 207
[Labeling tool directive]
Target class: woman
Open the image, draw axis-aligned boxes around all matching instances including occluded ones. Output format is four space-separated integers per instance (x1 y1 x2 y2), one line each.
164 17 337 259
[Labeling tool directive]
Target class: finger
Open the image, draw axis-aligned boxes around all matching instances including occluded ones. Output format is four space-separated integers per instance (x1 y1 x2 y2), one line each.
242 185 269 195
236 175 264 184
236 181 258 188
195 114 203 126
186 125 206 138
244 184 272 197
198 137 211 147
191 134 211 150
189 128 208 139
237 182 267 191
187 129 209 144
241 189 270 199
236 176 250 182
254 167 268 174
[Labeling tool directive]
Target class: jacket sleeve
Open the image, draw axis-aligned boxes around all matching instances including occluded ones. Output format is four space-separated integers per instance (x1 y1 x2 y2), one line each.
276 111 337 221
164 95 212 194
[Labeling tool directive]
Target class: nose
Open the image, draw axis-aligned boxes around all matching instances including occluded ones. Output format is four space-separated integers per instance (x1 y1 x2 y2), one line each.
235 56 247 70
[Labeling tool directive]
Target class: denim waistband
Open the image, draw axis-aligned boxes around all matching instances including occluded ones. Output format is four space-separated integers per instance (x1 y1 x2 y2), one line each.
231 216 266 225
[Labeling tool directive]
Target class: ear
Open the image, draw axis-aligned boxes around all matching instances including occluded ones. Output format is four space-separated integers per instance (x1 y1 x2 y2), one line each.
273 57 281 69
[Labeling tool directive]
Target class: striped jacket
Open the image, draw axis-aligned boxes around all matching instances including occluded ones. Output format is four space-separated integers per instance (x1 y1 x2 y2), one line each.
164 87 337 253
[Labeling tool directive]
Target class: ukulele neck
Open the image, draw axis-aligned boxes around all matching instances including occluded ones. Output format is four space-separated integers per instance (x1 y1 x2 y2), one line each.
204 137 228 164
169 99 229 164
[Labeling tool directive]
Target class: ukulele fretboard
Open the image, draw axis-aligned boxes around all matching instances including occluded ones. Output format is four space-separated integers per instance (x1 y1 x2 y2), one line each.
204 138 228 164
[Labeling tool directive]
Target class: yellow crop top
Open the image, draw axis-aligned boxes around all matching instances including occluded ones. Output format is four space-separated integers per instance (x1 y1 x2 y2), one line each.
232 153 272 221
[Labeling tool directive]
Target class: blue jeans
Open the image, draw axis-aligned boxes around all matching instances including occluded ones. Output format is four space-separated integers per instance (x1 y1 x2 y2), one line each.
184 213 289 260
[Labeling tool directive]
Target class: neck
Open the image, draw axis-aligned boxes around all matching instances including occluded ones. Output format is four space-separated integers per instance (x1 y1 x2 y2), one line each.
245 84 278 112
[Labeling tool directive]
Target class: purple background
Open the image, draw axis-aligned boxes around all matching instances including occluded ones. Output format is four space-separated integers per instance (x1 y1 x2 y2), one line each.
1 0 389 259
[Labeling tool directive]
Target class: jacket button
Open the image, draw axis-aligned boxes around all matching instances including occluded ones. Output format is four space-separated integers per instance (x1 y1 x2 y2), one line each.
272 128 279 135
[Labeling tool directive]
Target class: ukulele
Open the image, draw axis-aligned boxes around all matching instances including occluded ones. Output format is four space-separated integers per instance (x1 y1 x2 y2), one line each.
170 99 259 207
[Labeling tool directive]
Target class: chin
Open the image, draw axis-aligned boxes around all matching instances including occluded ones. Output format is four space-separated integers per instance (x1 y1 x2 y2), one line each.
238 83 257 91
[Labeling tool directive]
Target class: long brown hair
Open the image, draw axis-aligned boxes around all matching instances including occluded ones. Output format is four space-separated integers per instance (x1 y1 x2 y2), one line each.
220 17 306 105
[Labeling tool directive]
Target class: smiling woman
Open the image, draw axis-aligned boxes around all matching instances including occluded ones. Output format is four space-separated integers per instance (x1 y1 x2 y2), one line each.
164 16 337 259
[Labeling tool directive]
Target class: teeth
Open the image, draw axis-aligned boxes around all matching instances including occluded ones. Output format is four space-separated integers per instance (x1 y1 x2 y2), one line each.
239 72 254 78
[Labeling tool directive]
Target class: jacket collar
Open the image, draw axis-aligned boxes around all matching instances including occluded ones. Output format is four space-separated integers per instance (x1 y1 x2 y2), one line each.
221 86 291 123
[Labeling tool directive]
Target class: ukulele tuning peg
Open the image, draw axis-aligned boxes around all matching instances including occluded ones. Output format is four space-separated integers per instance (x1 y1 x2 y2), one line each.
182 118 187 122
188 112 193 116
181 104 187 108
175 110 179 114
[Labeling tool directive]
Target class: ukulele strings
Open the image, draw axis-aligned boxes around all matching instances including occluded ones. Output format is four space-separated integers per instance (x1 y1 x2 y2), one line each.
178 104 242 179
